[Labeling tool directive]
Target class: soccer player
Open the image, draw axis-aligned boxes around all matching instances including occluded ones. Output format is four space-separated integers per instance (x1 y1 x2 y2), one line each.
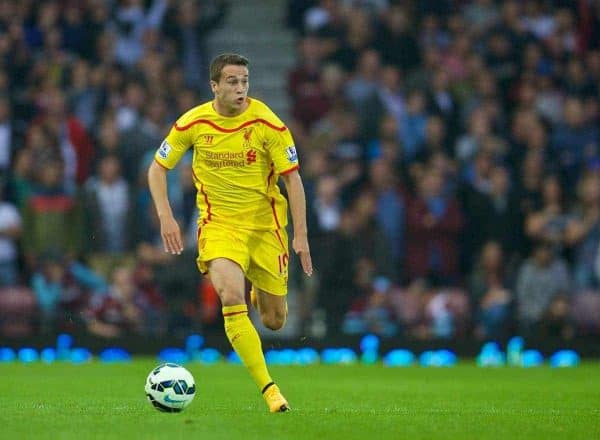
147 53 312 412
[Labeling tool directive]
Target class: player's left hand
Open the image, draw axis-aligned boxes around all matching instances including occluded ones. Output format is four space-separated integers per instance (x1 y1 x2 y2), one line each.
292 235 313 276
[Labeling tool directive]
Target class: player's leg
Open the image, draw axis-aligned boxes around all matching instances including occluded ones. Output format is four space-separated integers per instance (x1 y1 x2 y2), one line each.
247 287 290 412
247 227 290 329
245 229 291 412
207 258 280 403
250 285 258 309
198 225 286 411
252 286 288 330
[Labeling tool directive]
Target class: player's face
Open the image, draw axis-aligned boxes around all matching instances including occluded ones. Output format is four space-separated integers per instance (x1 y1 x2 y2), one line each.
211 65 249 116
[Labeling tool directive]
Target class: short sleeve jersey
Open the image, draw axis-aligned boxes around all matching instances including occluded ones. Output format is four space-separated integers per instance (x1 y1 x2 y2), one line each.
155 98 299 230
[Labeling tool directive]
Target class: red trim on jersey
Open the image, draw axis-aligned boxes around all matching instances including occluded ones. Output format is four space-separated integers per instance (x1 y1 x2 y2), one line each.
267 165 274 187
200 184 213 223
268 164 284 232
270 198 281 229
223 310 247 317
274 229 286 252
174 118 287 133
279 165 300 176
190 169 207 224
190 167 200 184
153 159 170 171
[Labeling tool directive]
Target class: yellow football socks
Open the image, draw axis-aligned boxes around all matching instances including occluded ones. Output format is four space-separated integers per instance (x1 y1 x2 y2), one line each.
222 304 272 391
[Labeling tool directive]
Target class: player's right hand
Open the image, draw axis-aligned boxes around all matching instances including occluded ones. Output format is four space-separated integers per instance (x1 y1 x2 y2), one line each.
160 216 184 255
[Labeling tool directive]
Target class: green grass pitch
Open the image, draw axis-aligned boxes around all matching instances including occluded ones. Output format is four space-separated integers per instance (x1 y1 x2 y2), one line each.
1 359 599 439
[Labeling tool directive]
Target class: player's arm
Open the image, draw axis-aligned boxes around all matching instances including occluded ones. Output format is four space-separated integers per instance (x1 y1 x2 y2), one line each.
280 170 313 276
147 126 192 255
148 160 183 255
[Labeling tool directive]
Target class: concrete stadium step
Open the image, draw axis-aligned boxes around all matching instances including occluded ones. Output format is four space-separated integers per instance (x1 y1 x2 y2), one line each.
207 0 297 120
214 32 295 46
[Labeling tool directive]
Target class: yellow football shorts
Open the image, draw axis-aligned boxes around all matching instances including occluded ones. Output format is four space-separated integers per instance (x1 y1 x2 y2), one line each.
197 223 289 295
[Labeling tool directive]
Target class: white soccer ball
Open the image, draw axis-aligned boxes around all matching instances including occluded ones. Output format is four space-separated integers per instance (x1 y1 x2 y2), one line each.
145 363 196 412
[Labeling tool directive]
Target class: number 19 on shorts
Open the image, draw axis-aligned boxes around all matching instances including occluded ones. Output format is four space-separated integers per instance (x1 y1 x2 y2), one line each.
277 253 289 275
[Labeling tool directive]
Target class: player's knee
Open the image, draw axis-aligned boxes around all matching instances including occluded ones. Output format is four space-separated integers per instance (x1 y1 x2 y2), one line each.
262 310 286 331
215 284 245 307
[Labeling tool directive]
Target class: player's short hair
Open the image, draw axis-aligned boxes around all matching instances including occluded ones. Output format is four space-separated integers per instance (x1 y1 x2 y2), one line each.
210 53 249 82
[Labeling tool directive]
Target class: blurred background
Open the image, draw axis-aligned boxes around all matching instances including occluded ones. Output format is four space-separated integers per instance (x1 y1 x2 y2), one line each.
0 0 599 352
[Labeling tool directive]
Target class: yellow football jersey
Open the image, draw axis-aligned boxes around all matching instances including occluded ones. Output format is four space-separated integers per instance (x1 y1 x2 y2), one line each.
155 97 299 231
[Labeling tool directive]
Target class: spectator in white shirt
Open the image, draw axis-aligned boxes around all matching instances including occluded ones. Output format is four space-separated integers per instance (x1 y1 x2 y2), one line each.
0 184 22 285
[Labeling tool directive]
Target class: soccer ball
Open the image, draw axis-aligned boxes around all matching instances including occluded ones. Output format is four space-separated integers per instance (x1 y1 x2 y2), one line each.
145 363 196 412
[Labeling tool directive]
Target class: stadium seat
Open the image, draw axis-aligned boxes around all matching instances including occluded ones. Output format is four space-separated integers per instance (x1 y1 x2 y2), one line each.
571 291 600 335
0 286 37 337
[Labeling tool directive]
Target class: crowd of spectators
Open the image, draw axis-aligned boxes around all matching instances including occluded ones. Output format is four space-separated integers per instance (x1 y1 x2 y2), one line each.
0 0 599 343
286 0 600 341
0 0 228 338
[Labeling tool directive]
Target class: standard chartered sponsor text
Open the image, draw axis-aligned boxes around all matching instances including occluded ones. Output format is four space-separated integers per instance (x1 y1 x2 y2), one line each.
206 159 245 168
204 151 246 168
206 151 244 159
